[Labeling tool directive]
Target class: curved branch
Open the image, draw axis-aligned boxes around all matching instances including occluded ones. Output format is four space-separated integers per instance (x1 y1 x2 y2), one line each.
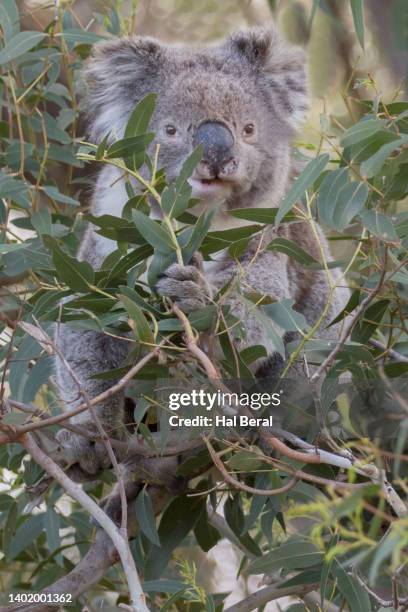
204 436 298 496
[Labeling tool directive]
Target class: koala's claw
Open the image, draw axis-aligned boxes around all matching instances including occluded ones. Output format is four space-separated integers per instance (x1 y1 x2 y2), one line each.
56 429 112 476
156 263 211 313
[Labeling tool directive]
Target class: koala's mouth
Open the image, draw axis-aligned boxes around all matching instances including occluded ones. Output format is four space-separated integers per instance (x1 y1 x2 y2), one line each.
189 177 232 200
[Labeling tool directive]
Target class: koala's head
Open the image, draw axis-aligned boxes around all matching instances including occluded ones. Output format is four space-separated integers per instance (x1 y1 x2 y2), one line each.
85 27 308 208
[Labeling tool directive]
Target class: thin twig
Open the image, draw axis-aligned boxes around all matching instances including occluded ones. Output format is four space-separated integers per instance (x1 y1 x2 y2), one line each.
204 436 298 496
0 343 163 441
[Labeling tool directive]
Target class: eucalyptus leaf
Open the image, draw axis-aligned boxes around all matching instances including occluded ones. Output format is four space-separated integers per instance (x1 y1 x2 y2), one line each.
0 31 45 65
360 209 398 241
133 210 175 254
340 119 387 148
118 293 153 345
350 0 365 48
248 540 323 574
106 134 154 159
331 559 371 611
134 488 160 546
46 238 95 292
275 154 329 225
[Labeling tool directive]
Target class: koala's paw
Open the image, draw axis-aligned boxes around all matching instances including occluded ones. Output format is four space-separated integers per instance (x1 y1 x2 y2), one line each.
56 429 112 476
156 263 211 313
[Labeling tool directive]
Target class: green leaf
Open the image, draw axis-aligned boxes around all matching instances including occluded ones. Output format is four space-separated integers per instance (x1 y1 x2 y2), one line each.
118 285 162 316
360 135 408 177
160 147 203 219
275 154 329 225
118 293 153 345
42 186 79 206
57 29 106 44
189 305 217 331
160 181 192 219
0 0 19 43
352 299 389 343
319 171 349 229
134 488 160 546
124 93 157 169
31 208 52 236
0 31 45 64
177 145 203 183
240 345 267 364
350 0 365 48
147 250 176 287
106 134 154 159
194 508 221 552
318 170 369 231
2 501 17 559
241 296 285 358
181 208 215 264
0 172 29 199
105 244 153 283
332 181 369 231
368 531 400 585
347 129 401 165
340 119 386 148
44 508 61 558
267 237 319 266
230 207 297 224
320 533 338 604
22 355 53 403
132 210 175 253
9 515 44 560
125 93 157 137
224 495 245 536
0 242 28 253
331 559 371 611
95 133 110 160
46 238 95 292
360 209 398 241
248 540 323 574
263 298 308 333
144 495 204 580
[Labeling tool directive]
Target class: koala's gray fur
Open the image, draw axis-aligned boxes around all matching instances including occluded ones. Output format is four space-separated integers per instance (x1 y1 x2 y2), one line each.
55 26 349 476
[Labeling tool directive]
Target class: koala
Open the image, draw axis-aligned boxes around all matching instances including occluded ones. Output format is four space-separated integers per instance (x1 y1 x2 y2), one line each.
55 26 349 476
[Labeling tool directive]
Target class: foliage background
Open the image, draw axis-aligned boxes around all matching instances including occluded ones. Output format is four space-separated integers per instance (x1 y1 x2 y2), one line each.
0 1 408 611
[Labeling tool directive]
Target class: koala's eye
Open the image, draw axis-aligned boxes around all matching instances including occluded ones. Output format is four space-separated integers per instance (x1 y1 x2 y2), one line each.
243 123 255 136
165 124 177 136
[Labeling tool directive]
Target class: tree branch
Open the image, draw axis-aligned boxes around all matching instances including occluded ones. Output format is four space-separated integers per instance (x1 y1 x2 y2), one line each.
19 433 149 612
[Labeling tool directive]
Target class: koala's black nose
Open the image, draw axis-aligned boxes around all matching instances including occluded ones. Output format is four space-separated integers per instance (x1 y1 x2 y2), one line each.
194 121 234 176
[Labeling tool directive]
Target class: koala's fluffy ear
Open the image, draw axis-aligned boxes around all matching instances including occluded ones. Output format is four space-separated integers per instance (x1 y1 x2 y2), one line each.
228 26 309 130
84 36 163 141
